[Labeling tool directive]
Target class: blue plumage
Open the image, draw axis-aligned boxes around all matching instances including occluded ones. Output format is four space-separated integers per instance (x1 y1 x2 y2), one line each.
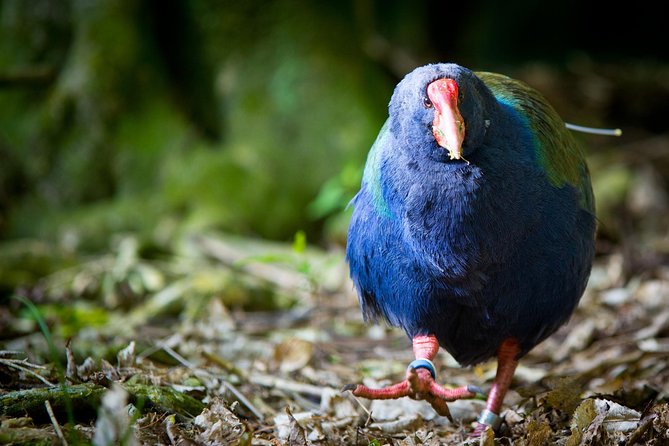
346 64 595 405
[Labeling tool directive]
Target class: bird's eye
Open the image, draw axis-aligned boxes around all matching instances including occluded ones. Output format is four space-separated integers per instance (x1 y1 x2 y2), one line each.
458 92 464 102
422 97 433 108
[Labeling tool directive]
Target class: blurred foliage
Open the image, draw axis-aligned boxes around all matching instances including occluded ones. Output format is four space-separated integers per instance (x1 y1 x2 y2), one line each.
0 0 667 296
0 0 392 251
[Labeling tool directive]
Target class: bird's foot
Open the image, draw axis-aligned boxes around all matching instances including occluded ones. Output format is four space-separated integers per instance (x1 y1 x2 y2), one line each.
342 360 481 421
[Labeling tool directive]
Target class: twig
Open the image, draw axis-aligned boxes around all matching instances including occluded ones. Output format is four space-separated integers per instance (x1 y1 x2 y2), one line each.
345 392 373 426
165 414 198 446
136 342 162 360
1 358 55 386
158 343 197 369
165 415 179 445
0 350 26 358
194 234 314 298
370 414 422 434
154 341 266 421
322 416 360 431
625 414 657 446
201 350 246 379
252 373 335 398
222 381 265 421
8 357 48 369
45 399 68 446
139 412 168 430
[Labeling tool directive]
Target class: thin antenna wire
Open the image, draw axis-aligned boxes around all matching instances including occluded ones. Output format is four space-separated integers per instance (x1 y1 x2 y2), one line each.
565 123 622 136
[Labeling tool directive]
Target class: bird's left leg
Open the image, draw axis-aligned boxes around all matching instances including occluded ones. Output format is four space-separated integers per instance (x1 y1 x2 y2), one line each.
343 335 481 419
472 338 520 436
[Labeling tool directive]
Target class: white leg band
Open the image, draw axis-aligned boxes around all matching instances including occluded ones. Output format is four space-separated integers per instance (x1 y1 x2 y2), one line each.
477 409 502 430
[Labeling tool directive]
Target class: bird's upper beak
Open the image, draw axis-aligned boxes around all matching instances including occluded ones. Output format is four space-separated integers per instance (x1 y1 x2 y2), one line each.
427 78 465 160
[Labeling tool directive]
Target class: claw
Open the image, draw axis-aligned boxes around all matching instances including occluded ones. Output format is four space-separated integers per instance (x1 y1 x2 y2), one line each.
471 422 493 438
341 383 358 393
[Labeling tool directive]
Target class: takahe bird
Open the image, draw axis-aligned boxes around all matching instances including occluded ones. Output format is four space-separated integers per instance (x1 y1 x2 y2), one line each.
344 63 596 434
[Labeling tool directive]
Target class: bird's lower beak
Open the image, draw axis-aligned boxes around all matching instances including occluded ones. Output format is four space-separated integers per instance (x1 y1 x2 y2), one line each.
427 78 465 160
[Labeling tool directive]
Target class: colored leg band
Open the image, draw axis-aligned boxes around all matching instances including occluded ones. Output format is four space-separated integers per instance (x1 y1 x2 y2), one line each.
408 358 436 379
477 409 502 430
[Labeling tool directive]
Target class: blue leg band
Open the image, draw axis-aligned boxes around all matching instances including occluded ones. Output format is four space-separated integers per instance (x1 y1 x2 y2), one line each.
407 358 436 379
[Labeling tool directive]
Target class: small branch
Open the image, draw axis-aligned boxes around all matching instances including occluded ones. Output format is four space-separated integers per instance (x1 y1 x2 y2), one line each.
201 350 246 380
345 392 373 426
165 414 198 446
0 350 26 358
0 383 105 418
252 373 337 399
625 414 657 446
1 358 55 387
158 343 196 369
222 381 265 421
45 399 68 446
369 414 422 434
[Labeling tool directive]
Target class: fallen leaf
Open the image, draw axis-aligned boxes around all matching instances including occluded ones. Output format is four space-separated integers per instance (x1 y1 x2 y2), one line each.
593 399 640 433
579 406 607 445
273 338 314 373
544 376 583 415
93 383 138 446
194 397 250 446
526 418 553 446
567 398 641 445
117 341 136 369
285 407 308 446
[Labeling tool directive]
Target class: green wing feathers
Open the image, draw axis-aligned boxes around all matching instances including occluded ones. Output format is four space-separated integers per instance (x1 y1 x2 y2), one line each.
477 72 594 213
361 119 392 217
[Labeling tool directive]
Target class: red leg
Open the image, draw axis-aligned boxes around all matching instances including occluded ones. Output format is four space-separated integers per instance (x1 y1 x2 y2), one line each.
343 335 479 418
412 334 439 359
472 338 520 436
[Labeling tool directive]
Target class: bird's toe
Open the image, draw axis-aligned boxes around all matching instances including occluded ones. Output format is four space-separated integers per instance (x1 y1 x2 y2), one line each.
341 383 358 393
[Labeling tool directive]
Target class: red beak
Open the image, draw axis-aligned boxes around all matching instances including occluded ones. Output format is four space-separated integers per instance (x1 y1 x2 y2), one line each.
427 78 465 160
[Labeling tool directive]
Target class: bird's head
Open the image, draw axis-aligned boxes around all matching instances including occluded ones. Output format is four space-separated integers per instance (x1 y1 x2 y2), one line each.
389 63 496 162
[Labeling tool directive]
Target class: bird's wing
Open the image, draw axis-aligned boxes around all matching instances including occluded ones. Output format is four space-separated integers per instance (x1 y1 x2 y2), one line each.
352 118 393 217
476 71 595 214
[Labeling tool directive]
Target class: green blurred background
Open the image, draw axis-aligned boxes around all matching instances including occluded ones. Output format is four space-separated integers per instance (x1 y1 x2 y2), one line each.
1 0 667 295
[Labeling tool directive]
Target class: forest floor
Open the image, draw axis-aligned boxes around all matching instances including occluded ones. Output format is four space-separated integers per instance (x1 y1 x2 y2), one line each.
1 229 668 445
